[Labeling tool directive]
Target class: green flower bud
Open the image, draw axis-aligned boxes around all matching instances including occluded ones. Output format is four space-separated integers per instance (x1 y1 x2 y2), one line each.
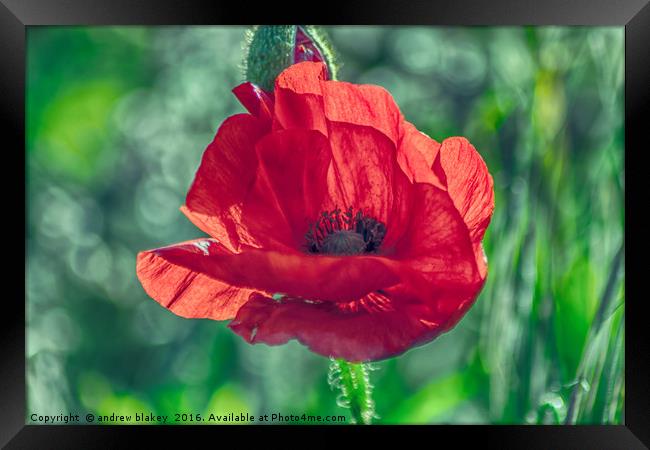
243 25 338 91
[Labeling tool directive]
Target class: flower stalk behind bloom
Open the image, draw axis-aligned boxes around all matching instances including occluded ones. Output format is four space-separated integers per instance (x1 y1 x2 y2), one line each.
243 25 338 91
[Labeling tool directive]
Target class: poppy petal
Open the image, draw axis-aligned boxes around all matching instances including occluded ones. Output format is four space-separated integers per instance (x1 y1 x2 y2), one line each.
232 82 274 124
435 137 494 277
228 292 445 362
273 61 328 136
394 183 482 285
153 246 402 303
240 129 332 250
273 62 405 147
435 137 495 245
183 113 267 252
136 239 255 320
397 121 445 189
325 123 413 248
321 79 402 146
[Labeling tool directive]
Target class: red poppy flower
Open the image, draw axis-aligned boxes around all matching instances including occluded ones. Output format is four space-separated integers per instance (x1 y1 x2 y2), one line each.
136 61 494 362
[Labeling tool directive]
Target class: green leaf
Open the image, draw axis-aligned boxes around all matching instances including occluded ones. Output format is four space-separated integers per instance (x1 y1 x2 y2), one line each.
553 255 598 382
384 367 482 423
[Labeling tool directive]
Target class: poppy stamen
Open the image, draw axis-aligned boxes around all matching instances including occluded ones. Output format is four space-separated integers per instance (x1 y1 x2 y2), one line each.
306 208 386 255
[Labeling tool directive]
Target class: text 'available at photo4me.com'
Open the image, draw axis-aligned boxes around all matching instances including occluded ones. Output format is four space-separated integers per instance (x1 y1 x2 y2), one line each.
29 411 347 424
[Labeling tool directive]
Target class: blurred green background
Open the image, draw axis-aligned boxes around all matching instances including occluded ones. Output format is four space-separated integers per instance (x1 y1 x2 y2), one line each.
26 26 624 425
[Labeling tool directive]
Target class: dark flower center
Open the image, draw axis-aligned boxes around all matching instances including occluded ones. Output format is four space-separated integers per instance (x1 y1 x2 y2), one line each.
305 207 386 255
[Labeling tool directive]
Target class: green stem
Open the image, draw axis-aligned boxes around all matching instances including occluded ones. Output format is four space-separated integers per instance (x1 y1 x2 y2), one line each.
328 358 376 424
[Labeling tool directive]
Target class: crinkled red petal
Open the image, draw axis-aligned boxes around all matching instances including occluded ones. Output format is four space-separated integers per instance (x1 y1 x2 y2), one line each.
182 113 267 252
228 292 447 362
232 81 274 125
136 239 255 320
150 245 403 303
240 129 332 250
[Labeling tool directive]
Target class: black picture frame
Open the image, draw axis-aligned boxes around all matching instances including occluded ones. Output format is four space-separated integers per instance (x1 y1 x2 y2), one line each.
3 0 648 447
